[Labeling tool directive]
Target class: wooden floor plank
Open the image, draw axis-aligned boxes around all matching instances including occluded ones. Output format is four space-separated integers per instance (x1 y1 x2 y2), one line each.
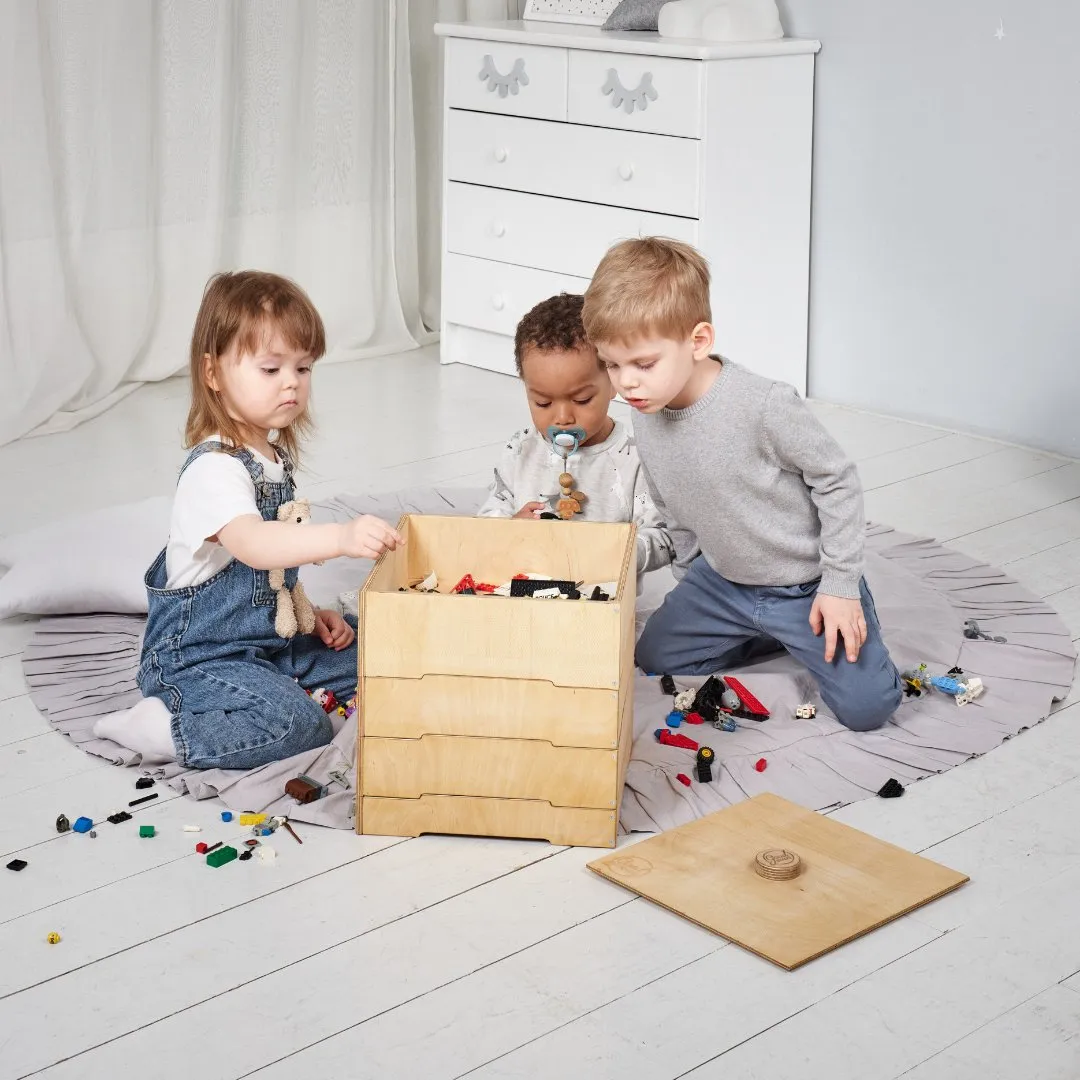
947 497 1080 566
250 901 723 1080
0 617 35 659
857 433 1001 492
25 846 616 1080
459 915 939 1080
676 864 1080 1080
897 985 1080 1080
0 694 51 747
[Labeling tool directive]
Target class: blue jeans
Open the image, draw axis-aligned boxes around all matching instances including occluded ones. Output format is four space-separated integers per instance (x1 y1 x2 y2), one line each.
138 442 356 770
636 557 902 732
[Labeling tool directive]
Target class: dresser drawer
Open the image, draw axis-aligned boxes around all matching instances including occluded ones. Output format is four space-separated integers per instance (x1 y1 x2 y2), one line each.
446 183 698 280
362 735 620 809
442 253 589 338
445 38 567 121
446 111 700 218
568 51 703 139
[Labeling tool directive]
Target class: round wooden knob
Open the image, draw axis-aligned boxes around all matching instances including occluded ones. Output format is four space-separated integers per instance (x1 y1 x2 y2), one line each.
754 849 801 881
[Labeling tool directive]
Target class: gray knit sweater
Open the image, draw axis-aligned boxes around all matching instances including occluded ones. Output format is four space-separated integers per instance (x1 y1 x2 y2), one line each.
632 359 865 599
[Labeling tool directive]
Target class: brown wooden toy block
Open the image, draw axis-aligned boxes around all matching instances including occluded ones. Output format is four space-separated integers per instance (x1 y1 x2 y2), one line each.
357 514 637 848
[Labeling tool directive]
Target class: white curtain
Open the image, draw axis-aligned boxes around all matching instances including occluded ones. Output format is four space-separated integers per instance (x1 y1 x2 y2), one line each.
0 0 433 446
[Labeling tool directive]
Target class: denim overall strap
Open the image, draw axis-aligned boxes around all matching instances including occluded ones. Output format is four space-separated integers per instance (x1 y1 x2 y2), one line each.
177 441 298 605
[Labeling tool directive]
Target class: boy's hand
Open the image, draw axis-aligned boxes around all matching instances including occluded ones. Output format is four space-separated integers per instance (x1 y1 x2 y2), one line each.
513 502 546 520
314 609 355 651
338 515 403 559
809 594 867 663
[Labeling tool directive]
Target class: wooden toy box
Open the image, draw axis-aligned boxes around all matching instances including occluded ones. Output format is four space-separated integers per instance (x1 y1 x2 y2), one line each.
356 514 637 847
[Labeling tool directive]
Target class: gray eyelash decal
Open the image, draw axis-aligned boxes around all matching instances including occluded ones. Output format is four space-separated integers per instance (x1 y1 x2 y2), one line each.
478 55 530 98
602 69 658 114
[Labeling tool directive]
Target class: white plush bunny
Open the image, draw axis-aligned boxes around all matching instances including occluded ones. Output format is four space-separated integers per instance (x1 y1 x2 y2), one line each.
658 0 783 42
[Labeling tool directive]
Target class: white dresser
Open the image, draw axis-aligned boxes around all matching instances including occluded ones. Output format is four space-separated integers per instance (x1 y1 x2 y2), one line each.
434 20 819 393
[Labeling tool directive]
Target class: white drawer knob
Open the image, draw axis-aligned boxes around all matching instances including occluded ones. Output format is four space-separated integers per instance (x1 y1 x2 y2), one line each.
491 294 506 311
494 147 509 163
618 163 634 181
493 222 507 237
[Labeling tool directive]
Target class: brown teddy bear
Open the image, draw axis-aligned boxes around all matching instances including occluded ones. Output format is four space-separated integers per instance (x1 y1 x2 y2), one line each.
270 498 319 638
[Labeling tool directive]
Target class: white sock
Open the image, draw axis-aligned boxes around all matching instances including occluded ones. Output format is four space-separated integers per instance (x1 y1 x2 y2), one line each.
93 697 177 765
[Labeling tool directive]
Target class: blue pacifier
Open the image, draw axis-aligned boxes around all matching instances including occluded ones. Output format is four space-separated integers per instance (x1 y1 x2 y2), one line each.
547 426 586 459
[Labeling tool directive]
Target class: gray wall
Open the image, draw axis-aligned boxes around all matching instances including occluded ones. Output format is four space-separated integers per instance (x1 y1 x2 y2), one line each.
780 0 1079 457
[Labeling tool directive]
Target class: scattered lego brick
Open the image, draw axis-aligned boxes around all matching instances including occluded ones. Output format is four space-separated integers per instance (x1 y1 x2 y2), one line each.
206 845 238 868
285 775 323 803
183 825 202 833
135 777 155 790
754 758 768 773
6 859 27 871
195 842 209 854
55 814 71 833
72 817 93 834
107 811 132 824
47 932 61 945
221 811 233 822
238 813 266 826
675 773 691 787
129 793 158 807
139 825 156 838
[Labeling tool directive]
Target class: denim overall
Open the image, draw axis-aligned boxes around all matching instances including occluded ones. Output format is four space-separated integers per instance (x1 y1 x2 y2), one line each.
138 442 358 770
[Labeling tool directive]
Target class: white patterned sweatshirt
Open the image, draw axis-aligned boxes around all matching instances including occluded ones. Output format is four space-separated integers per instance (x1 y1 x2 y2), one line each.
477 421 675 574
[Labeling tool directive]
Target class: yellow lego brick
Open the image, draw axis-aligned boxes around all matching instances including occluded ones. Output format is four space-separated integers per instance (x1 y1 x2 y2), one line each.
238 813 267 826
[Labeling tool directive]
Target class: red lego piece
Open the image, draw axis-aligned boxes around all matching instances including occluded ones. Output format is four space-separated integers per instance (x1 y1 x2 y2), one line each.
654 728 699 751
683 712 705 725
195 842 208 854
724 676 770 720
473 581 496 593
676 773 691 787
453 574 477 594
755 758 768 772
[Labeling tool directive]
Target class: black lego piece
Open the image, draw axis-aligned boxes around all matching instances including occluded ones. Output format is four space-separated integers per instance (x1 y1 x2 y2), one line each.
691 675 727 725
539 512 559 520
589 586 609 602
510 578 579 598
239 850 254 861
129 793 159 807
6 859 28 872
877 778 905 799
107 811 133 824
135 777 155 790
695 746 715 784
659 674 677 697
55 814 71 834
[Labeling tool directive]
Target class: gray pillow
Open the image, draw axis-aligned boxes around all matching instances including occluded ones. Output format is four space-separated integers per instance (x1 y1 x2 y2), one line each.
602 0 668 31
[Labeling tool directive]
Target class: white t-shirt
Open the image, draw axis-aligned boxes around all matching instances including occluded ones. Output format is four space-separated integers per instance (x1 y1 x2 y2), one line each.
165 441 285 589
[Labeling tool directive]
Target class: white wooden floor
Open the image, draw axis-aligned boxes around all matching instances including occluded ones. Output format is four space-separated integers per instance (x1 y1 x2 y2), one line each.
2 347 1079 1080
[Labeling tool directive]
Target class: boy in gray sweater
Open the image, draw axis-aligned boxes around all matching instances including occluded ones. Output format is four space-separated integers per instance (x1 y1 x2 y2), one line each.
582 239 901 731
478 293 674 575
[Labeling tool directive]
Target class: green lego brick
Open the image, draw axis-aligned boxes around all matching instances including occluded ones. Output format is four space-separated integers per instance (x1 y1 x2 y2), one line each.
206 845 238 868
139 825 155 838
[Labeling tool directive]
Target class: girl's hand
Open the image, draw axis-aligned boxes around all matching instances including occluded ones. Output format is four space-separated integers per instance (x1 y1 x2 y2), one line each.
338 515 403 559
314 609 355 651
513 501 546 520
